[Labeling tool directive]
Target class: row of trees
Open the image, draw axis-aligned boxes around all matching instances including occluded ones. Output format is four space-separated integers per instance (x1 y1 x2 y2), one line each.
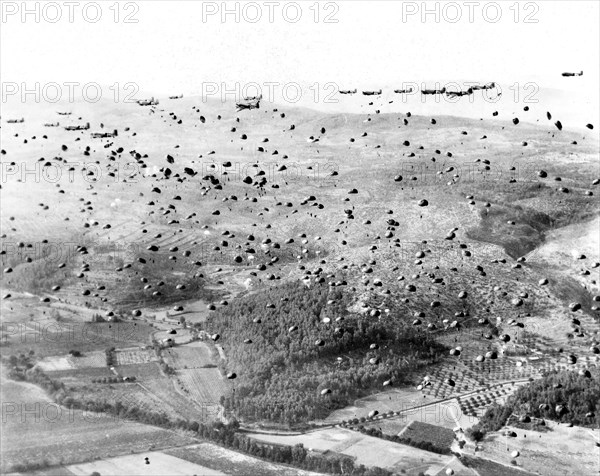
91 376 136 384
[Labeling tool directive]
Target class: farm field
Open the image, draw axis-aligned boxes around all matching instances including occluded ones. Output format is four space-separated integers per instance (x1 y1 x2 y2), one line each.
71 350 108 368
459 456 537 476
322 387 426 423
361 417 409 435
140 371 212 422
42 366 114 385
115 361 163 379
59 379 193 423
397 421 456 451
246 427 477 475
4 467 79 476
0 314 156 359
341 394 479 432
147 299 212 324
35 355 74 371
115 347 159 365
162 341 215 369
166 443 327 476
154 328 195 345
399 400 479 431
31 349 105 373
175 367 230 408
37 360 219 424
0 377 196 473
67 452 225 476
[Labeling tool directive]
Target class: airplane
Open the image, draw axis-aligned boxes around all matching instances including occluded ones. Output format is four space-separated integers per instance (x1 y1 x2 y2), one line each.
91 129 118 138
562 71 583 77
446 88 474 98
339 89 357 95
64 122 90 131
169 94 183 99
243 94 262 101
471 82 496 91
6 118 24 123
421 87 446 95
57 111 72 115
137 97 159 106
44 122 60 127
394 88 414 94
362 89 382 96
236 95 261 112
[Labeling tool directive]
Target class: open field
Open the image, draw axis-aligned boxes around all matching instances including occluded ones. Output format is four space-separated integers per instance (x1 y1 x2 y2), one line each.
175 368 230 406
0 310 157 359
466 422 600 476
459 455 537 476
154 328 195 345
323 387 426 423
35 356 75 371
67 452 225 476
139 370 213 422
162 341 215 369
71 350 109 368
147 299 212 324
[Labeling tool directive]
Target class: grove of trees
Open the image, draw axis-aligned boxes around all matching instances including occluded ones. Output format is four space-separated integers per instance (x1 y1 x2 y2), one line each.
204 281 447 425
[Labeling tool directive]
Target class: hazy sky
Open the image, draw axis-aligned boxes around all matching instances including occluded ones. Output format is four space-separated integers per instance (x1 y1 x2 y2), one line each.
2 1 599 116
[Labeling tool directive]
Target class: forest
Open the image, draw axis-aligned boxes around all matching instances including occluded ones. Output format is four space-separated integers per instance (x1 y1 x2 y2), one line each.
203 280 447 424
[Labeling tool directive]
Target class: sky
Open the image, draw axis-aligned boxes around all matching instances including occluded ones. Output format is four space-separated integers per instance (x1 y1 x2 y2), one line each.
1 1 599 123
